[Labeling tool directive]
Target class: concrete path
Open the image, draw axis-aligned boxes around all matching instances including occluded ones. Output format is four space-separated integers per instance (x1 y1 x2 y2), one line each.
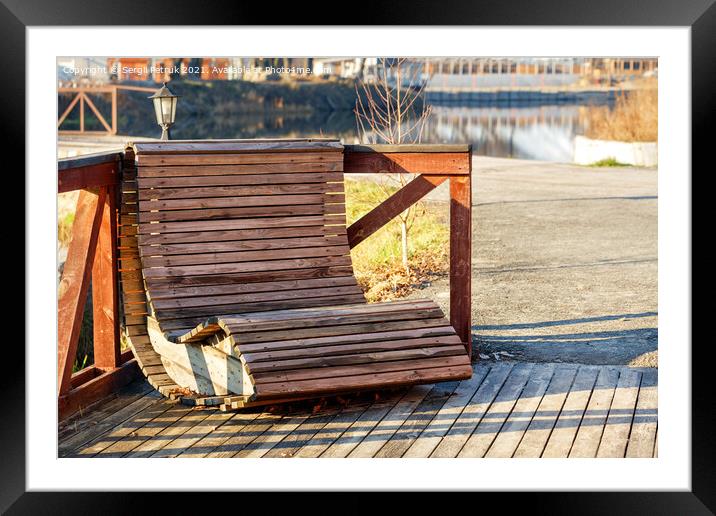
407 156 657 366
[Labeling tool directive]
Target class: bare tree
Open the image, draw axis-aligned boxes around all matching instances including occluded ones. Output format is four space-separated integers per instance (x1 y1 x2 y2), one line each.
354 58 433 274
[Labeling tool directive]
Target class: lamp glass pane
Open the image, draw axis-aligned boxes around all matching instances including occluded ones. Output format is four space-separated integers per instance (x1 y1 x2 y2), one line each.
152 97 163 125
160 96 175 124
170 97 177 124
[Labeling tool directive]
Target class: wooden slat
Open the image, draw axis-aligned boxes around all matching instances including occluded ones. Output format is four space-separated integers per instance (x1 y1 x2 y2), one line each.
541 366 600 458
138 182 343 200
150 275 357 300
133 140 342 155
430 362 514 458
256 363 471 399
374 380 460 458
137 202 337 223
141 245 350 268
343 150 470 175
403 362 491 458
136 215 344 235
253 355 469 384
625 369 658 458
137 172 341 188
137 226 333 246
58 188 107 395
293 404 374 458
142 255 353 279
346 384 435 458
247 345 466 374
242 334 458 364
236 326 457 354
347 175 447 248
458 362 535 457
513 364 579 458
140 193 341 212
484 363 556 458
596 368 642 458
230 316 451 345
569 367 620 458
58 161 120 193
138 160 342 178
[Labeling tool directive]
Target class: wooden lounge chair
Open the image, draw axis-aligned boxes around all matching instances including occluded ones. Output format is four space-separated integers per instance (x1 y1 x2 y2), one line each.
119 139 472 408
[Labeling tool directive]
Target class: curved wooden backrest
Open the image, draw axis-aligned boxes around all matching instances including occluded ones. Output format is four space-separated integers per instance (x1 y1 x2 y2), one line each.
130 139 366 335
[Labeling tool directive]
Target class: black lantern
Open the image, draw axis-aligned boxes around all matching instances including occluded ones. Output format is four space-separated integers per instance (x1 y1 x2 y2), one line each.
148 82 179 140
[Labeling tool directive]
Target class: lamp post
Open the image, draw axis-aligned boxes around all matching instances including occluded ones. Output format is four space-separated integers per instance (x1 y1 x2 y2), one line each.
148 82 179 140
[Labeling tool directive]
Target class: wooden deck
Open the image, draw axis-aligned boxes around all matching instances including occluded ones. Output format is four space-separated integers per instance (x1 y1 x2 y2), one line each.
58 361 657 458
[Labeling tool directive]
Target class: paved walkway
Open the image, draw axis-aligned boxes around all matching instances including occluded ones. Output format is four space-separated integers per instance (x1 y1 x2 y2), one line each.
59 362 657 459
405 156 658 366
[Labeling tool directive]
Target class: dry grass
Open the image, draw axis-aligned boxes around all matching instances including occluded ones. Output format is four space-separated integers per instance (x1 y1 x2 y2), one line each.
585 87 658 142
345 178 449 302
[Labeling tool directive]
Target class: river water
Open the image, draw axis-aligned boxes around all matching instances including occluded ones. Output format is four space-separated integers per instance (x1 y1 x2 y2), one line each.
166 102 611 163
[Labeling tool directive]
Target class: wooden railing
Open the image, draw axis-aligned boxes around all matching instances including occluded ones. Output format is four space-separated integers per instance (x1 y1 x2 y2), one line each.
57 151 139 420
57 143 472 419
343 144 472 357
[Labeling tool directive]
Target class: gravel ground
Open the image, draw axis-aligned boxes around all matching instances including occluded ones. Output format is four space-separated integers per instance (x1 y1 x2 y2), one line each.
406 156 657 366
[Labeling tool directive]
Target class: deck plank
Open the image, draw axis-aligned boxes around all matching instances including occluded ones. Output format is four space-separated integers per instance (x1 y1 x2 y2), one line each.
319 388 416 458
150 410 237 458
459 362 535 458
374 380 460 458
569 366 621 458
597 368 642 458
403 363 491 458
513 364 579 458
541 365 600 458
347 385 433 458
431 362 514 458
625 369 658 458
485 363 555 458
60 362 658 459
204 412 283 458
293 404 373 458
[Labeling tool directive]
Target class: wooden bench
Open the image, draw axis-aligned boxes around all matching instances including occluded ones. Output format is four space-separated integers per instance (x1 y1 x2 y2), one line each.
119 139 472 408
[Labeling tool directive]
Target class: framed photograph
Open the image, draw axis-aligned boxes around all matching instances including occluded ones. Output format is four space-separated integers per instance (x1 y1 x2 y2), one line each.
7 0 709 512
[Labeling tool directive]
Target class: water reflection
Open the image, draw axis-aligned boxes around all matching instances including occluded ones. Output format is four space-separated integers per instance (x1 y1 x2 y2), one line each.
145 102 613 163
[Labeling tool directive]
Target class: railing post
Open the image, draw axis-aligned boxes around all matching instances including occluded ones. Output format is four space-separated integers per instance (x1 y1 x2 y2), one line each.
449 172 472 357
57 187 107 395
91 183 121 369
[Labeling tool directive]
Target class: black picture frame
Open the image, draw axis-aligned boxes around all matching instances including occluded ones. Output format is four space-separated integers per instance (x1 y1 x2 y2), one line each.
6 0 709 513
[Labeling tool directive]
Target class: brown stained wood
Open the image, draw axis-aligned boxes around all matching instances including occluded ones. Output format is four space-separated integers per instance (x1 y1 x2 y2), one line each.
146 266 354 290
140 193 342 212
137 202 337 223
229 317 450 345
343 150 470 175
58 360 141 421
137 225 333 246
449 175 472 353
133 140 342 156
247 345 466 374
58 188 107 395
58 160 119 193
347 175 447 248
154 285 364 312
136 215 344 235
252 355 470 384
255 364 472 399
141 255 354 279
138 182 343 200
142 244 350 268
140 235 347 258
92 185 121 369
138 160 342 178
150 275 357 300
227 305 442 334
243 335 462 364
137 172 341 189
236 326 457 354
